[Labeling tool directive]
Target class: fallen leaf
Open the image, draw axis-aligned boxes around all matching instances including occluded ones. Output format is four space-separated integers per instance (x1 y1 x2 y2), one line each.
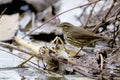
0 13 19 41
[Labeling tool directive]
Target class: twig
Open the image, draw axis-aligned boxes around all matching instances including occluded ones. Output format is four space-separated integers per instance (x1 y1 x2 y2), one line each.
74 68 93 78
0 8 7 19
22 0 100 38
84 3 97 28
75 6 88 27
103 0 116 21
0 42 41 59
31 13 35 28
0 48 39 67
92 0 116 33
52 55 98 71
98 1 105 15
99 54 104 71
111 47 120 54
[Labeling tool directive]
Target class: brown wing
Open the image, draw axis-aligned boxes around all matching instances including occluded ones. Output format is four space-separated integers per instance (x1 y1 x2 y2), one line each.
69 27 101 40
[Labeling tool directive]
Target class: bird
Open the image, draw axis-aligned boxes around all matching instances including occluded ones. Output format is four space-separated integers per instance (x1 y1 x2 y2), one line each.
59 22 112 56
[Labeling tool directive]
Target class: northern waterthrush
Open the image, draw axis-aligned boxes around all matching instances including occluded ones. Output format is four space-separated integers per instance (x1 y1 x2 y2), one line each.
60 22 112 48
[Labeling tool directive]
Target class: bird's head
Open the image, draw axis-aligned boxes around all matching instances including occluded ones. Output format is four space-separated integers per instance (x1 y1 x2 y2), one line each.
59 22 73 29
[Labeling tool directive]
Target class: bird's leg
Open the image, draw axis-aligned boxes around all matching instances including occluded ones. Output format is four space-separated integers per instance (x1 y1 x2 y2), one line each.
50 36 58 47
50 36 69 54
52 37 79 56
57 37 70 54
75 46 83 57
50 36 60 50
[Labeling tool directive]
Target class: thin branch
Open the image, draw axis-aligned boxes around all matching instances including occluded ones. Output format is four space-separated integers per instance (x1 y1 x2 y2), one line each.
103 0 116 21
0 42 41 59
76 6 88 27
92 0 116 33
22 0 100 38
0 8 7 19
0 48 39 67
99 54 104 71
84 3 96 28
